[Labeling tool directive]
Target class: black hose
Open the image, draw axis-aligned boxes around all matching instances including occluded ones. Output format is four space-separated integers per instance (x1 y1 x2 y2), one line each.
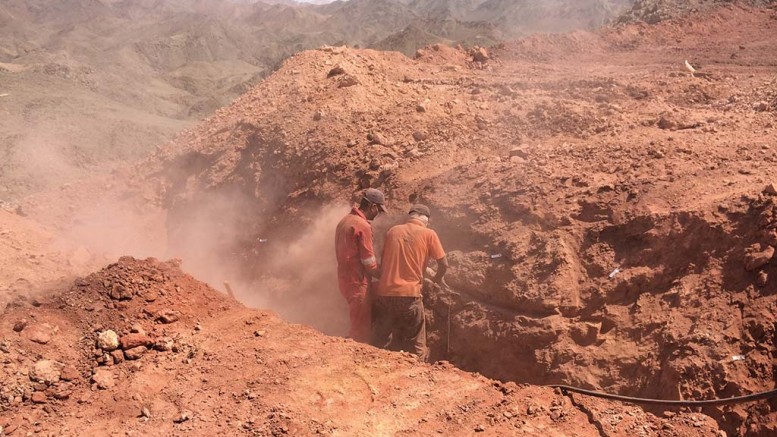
549 385 777 407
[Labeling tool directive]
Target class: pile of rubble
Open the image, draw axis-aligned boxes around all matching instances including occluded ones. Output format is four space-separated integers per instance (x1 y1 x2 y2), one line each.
1 257 232 413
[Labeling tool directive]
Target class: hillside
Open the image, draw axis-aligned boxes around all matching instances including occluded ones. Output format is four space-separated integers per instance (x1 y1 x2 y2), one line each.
0 0 638 201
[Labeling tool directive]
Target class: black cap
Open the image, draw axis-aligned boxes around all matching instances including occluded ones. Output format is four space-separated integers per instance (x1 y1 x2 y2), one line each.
408 204 431 218
363 188 387 212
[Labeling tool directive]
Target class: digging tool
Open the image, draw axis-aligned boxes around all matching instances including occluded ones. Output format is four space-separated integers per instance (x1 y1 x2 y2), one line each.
438 278 460 359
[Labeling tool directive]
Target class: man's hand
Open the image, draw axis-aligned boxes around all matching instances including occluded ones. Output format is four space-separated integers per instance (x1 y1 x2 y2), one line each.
423 278 441 293
366 266 381 280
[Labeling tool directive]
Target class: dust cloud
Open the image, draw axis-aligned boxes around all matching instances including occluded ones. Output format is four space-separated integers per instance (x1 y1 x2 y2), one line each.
164 196 418 337
58 197 167 262
164 187 260 289
163 199 374 337
165 197 416 337
45 167 379 338
235 203 352 336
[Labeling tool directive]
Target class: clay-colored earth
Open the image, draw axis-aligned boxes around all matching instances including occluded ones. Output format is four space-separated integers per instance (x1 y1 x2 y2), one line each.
2 2 777 437
0 257 720 436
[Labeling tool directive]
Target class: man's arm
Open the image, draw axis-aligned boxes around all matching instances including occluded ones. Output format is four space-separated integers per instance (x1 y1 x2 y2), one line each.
357 228 381 279
432 256 448 284
429 230 447 284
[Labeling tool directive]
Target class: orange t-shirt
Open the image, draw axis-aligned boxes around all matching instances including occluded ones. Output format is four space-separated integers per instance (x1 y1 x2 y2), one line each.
376 218 445 297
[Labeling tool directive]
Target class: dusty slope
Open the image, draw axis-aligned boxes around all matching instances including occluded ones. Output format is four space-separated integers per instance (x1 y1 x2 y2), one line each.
618 0 777 24
0 0 636 201
469 0 631 37
29 4 769 436
0 257 720 436
0 71 190 200
0 209 105 311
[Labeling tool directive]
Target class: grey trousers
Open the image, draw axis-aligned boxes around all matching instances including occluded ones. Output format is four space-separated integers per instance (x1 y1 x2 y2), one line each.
371 295 428 362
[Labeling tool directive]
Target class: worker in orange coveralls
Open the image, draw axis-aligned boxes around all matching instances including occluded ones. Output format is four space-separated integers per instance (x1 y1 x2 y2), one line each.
335 188 386 343
372 204 447 362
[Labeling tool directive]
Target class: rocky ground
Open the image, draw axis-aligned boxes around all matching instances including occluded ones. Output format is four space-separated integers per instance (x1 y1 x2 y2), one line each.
2 2 777 437
0 257 721 436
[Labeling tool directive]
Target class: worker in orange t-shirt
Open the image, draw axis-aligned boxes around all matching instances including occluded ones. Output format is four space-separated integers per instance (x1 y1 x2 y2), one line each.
334 188 386 343
373 204 447 362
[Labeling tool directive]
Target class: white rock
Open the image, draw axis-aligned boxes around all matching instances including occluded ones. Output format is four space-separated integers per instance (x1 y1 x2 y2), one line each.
30 360 60 384
97 330 119 351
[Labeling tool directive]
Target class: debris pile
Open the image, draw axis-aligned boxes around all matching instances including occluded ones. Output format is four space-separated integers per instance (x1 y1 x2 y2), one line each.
0 257 233 413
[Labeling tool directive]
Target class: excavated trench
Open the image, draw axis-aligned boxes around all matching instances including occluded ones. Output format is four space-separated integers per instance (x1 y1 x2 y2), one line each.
421 200 776 437
155 102 777 433
160 177 776 436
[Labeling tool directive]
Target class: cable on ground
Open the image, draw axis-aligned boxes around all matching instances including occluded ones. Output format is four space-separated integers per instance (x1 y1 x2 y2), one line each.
549 385 777 407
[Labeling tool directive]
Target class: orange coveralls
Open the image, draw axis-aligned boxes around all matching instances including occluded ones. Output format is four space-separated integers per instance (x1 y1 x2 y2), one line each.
335 207 378 343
